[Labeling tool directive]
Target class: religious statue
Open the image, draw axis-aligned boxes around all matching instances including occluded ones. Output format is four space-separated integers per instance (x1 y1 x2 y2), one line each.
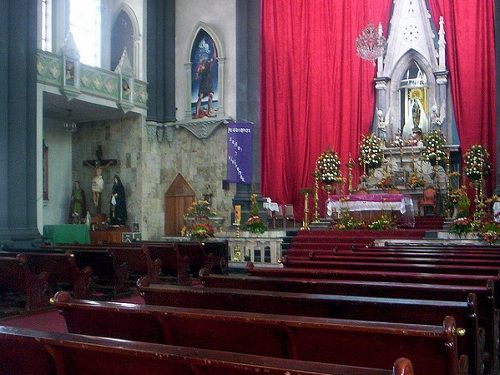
69 181 87 224
109 174 127 226
91 167 105 212
430 104 445 132
83 146 118 214
376 108 391 144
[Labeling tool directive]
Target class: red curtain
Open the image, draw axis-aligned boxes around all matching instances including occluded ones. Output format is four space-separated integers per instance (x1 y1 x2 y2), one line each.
428 0 496 192
261 0 496 219
260 0 391 218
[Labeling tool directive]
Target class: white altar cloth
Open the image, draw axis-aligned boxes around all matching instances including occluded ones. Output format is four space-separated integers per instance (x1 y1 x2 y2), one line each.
326 194 407 217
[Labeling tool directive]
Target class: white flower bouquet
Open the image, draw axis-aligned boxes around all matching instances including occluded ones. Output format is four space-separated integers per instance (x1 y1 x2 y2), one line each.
464 144 490 181
359 134 383 169
316 149 342 184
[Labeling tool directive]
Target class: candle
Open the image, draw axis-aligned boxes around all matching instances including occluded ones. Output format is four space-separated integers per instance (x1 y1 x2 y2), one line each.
234 205 241 225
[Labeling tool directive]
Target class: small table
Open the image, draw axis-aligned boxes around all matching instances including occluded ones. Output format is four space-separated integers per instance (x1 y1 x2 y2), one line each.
43 224 90 245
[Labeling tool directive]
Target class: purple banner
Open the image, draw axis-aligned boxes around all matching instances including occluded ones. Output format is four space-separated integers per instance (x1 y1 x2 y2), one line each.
227 122 253 184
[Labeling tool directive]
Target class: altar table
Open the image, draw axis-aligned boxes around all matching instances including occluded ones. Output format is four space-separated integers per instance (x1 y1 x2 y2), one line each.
326 194 415 227
43 224 90 245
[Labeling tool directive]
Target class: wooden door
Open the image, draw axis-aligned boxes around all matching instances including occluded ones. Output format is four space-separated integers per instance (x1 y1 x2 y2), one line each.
164 174 195 236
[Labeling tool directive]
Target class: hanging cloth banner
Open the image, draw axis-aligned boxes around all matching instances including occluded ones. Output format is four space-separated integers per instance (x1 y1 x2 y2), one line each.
227 122 253 184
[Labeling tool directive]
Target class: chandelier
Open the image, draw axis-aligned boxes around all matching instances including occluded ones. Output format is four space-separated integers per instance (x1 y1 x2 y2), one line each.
356 23 387 62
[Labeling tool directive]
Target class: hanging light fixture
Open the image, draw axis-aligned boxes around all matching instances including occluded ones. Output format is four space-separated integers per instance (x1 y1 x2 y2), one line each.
356 23 387 62
63 109 77 132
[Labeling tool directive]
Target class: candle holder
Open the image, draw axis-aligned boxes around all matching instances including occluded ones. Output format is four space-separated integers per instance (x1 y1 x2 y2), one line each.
347 155 354 194
300 188 312 230
232 222 242 262
312 170 320 223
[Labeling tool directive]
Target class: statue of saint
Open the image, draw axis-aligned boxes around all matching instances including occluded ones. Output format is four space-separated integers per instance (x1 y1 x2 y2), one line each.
109 175 127 226
69 181 87 223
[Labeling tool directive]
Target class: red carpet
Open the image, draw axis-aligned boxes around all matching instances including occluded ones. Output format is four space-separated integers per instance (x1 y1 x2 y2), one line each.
0 294 145 333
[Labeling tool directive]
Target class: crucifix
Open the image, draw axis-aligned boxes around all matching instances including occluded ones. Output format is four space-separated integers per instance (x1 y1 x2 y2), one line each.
83 145 118 214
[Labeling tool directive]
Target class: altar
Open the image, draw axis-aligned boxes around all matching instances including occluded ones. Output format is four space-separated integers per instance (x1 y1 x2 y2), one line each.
327 194 415 227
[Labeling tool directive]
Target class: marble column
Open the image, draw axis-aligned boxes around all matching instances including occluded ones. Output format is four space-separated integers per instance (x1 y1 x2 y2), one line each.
0 0 40 246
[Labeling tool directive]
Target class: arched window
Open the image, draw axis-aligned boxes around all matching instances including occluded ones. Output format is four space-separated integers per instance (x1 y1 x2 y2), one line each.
110 10 134 72
69 0 101 67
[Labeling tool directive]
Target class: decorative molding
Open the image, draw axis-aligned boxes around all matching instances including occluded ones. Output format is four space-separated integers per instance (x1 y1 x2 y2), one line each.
36 49 147 112
146 117 232 143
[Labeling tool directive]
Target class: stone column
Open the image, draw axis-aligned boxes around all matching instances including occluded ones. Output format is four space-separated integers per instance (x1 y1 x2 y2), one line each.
146 0 175 123
232 0 262 221
0 0 40 246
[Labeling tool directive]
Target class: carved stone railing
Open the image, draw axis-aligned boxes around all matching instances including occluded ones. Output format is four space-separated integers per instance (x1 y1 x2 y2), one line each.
36 50 147 111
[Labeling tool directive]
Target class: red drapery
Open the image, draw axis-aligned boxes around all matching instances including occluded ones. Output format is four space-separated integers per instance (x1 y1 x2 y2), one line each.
428 0 496 192
260 0 391 218
260 0 496 219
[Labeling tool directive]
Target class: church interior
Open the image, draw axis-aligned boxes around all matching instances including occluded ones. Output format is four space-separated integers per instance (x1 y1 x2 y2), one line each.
1 0 500 374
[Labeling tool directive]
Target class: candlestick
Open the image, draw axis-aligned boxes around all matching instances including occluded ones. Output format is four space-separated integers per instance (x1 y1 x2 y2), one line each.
312 170 320 223
234 205 241 225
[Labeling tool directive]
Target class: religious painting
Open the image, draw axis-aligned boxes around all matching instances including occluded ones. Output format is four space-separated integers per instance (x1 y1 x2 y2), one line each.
190 29 219 119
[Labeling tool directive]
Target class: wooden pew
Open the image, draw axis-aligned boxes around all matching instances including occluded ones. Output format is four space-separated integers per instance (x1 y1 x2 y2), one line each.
0 251 93 299
136 279 474 375
281 256 500 277
199 271 496 375
0 256 49 311
0 326 412 375
51 291 452 375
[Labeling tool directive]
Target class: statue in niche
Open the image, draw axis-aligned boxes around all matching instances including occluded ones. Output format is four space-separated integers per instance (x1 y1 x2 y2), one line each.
376 108 391 145
430 104 446 132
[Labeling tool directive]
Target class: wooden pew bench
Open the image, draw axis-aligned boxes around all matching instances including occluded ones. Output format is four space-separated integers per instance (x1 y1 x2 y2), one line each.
52 291 450 375
136 279 476 375
281 256 500 277
0 256 49 311
199 271 496 375
0 326 413 375
0 251 92 299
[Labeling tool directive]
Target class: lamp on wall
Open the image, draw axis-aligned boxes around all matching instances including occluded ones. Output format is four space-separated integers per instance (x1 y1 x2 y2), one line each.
63 109 77 132
356 23 387 62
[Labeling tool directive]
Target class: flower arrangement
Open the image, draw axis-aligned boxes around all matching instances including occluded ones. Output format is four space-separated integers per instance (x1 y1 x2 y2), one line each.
316 149 342 184
478 221 499 244
335 212 364 230
359 134 383 169
184 200 217 218
407 172 425 189
421 130 447 165
464 144 490 181
449 217 474 238
367 214 394 230
446 186 469 216
182 222 215 241
377 175 394 190
245 193 267 234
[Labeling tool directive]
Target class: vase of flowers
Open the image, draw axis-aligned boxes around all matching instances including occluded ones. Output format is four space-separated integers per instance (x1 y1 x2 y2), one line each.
245 193 267 234
449 217 474 238
316 149 341 184
464 144 490 181
183 222 215 241
421 130 447 166
359 134 383 170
